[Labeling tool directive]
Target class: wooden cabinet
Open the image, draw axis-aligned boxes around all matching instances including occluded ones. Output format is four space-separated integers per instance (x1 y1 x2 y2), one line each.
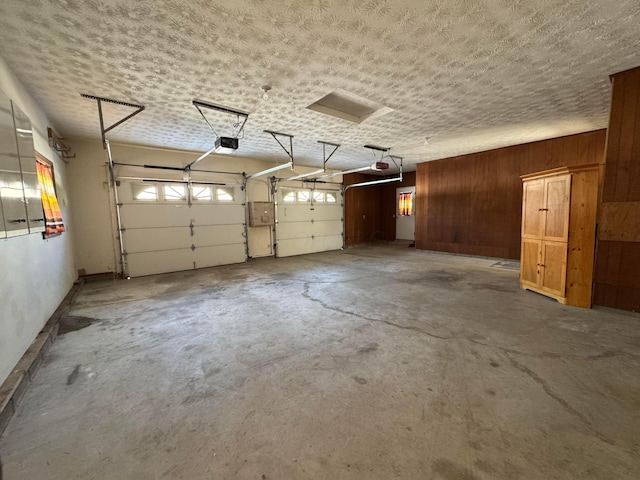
520 165 600 308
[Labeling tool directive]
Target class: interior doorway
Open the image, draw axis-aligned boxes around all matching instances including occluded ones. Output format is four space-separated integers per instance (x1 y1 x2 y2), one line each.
396 186 415 241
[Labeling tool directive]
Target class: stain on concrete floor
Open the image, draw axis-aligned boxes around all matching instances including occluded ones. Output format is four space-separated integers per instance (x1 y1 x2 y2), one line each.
58 316 100 334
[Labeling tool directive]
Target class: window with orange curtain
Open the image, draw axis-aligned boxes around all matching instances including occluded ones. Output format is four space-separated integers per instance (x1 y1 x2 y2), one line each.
398 191 413 216
36 158 65 237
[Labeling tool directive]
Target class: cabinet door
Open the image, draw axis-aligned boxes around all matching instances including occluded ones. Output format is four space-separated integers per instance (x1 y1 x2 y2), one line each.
540 241 567 297
521 238 541 288
543 174 570 241
522 179 544 238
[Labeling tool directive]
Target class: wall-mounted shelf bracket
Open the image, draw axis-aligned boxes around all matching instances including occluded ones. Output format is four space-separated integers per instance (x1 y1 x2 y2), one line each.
47 127 75 162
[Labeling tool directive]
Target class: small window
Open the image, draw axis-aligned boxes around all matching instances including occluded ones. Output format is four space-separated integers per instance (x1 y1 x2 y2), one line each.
297 190 311 202
133 184 158 201
216 187 235 202
164 184 186 201
325 191 338 203
282 190 296 203
191 185 212 201
36 157 65 237
312 191 324 203
399 191 413 216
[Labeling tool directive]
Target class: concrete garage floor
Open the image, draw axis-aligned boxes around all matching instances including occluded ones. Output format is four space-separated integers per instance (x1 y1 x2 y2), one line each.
1 245 639 480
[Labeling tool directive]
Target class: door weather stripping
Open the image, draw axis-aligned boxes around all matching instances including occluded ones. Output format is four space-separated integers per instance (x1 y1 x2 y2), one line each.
81 94 145 149
285 140 340 181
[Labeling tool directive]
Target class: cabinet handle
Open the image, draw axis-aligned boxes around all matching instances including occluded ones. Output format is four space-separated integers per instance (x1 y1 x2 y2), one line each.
538 208 549 211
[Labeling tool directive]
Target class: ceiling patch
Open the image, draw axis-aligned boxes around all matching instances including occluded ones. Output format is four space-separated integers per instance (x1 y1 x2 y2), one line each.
307 90 393 124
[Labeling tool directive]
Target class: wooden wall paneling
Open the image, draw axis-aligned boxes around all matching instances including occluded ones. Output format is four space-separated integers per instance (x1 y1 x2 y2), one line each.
629 86 640 202
618 243 640 311
343 173 386 245
594 67 640 311
578 130 606 166
601 76 625 203
414 130 606 260
599 202 640 241
614 74 640 201
415 163 429 249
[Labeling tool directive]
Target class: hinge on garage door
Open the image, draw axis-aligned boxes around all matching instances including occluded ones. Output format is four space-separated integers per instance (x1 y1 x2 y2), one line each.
120 227 126 232
191 244 196 251
123 251 128 257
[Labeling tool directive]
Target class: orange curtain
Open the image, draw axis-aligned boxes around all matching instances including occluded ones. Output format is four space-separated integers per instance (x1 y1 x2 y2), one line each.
36 160 65 235
399 192 413 216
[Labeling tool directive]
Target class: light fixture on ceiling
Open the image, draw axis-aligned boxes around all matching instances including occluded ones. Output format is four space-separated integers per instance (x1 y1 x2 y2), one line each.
261 85 272 101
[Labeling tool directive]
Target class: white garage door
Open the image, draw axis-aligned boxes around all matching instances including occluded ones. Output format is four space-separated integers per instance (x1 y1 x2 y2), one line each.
118 180 246 277
276 187 343 257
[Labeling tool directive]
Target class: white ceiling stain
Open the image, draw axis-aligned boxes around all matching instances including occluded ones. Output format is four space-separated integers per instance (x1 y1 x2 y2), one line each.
0 0 639 170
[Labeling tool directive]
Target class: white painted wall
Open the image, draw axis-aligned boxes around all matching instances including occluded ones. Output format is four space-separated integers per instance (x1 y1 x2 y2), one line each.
67 140 342 274
0 57 77 385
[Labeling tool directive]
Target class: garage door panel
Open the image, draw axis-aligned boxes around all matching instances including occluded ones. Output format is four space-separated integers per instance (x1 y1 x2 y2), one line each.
190 203 244 224
277 221 312 239
312 220 343 235
278 204 315 222
309 206 342 221
194 244 246 269
126 249 193 277
276 220 342 240
277 235 342 257
275 186 343 257
120 204 191 228
310 235 343 253
277 237 313 257
118 180 247 277
193 224 245 246
124 227 191 253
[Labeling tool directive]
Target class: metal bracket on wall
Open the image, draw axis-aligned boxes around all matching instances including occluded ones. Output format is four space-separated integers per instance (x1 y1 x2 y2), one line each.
47 127 75 161
81 94 145 149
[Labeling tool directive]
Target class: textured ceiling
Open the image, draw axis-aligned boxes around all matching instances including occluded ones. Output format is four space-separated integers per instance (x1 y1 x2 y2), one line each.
0 0 639 171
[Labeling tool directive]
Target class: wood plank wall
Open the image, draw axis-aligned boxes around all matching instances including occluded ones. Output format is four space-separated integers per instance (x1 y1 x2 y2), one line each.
344 173 383 245
594 67 640 312
415 130 607 259
344 172 415 245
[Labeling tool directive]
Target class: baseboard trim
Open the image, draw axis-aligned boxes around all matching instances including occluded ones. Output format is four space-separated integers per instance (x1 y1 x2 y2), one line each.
0 279 83 438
